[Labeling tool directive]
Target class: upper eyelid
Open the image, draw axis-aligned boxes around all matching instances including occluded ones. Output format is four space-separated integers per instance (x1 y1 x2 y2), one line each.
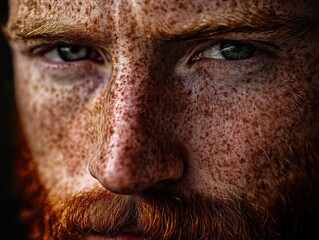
34 44 95 55
12 38 103 56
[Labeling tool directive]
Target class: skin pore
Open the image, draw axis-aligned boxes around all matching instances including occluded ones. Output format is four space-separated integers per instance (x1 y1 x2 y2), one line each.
4 0 319 239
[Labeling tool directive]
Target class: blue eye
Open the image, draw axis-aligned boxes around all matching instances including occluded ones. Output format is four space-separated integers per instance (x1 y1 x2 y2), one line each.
44 45 102 63
197 41 256 61
58 46 92 61
220 41 255 60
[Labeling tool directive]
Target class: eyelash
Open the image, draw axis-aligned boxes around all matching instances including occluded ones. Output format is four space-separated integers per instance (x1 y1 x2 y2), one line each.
190 40 276 62
43 46 104 63
27 43 105 66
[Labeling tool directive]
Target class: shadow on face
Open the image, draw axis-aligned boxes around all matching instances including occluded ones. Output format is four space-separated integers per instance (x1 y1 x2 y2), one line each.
0 1 27 239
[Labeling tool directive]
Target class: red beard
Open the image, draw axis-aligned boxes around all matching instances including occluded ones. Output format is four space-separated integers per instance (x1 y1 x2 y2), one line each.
11 116 319 240
44 189 276 240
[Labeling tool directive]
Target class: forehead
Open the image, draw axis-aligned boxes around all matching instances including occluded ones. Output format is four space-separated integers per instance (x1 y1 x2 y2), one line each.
8 0 314 37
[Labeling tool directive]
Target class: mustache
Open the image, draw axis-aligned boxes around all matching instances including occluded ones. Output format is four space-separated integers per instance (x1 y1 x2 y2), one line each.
49 189 275 240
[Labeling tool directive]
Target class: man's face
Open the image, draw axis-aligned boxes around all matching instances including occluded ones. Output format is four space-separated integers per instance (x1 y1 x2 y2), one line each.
5 0 319 239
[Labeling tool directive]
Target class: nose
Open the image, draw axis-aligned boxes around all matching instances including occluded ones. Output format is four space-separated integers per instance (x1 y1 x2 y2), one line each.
89 52 184 194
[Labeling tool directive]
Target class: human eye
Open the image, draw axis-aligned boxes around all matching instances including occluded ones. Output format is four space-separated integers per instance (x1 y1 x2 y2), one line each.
194 41 255 61
189 40 277 78
44 45 104 63
26 43 112 84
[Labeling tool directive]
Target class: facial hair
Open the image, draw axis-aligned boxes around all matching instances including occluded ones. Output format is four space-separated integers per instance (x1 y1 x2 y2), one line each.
11 114 319 240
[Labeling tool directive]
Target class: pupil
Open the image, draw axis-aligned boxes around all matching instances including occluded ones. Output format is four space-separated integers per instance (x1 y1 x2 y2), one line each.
220 41 255 60
70 46 81 53
58 46 91 62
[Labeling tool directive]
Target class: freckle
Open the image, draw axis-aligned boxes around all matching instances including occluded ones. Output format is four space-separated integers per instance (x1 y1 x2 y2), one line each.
231 1 238 8
142 8 149 14
169 19 177 26
239 158 245 164
31 103 37 114
231 87 237 93
128 46 134 53
177 2 186 10
195 5 203 14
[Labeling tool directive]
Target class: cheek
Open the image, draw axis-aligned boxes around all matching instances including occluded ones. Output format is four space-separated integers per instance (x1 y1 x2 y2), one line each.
14 55 106 195
174 66 316 196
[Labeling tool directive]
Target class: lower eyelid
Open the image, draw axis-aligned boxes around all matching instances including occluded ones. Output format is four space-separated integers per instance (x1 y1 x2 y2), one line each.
35 60 112 87
190 53 271 77
39 55 86 67
37 56 104 78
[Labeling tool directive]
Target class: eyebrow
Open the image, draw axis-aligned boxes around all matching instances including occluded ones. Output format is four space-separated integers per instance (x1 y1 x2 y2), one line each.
3 19 109 46
162 15 317 41
3 11 317 44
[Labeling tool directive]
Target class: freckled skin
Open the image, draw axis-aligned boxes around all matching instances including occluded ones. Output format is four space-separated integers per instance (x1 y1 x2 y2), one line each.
5 0 319 239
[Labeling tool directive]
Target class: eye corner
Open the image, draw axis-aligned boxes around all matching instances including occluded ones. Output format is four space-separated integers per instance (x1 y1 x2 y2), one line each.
189 51 203 64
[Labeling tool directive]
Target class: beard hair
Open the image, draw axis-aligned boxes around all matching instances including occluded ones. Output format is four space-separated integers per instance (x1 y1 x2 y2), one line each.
45 188 276 240
11 114 319 240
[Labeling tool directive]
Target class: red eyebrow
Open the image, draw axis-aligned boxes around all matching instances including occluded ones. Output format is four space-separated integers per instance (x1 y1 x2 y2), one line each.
3 10 317 44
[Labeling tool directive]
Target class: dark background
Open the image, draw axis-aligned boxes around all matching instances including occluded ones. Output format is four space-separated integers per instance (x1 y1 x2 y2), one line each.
0 1 25 239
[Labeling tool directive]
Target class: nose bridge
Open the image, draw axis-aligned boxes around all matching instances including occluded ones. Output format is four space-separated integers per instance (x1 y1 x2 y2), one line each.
109 45 151 161
89 39 173 194
111 37 153 142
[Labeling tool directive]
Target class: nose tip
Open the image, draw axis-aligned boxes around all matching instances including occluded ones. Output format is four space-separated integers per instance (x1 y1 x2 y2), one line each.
89 124 184 194
98 155 183 194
